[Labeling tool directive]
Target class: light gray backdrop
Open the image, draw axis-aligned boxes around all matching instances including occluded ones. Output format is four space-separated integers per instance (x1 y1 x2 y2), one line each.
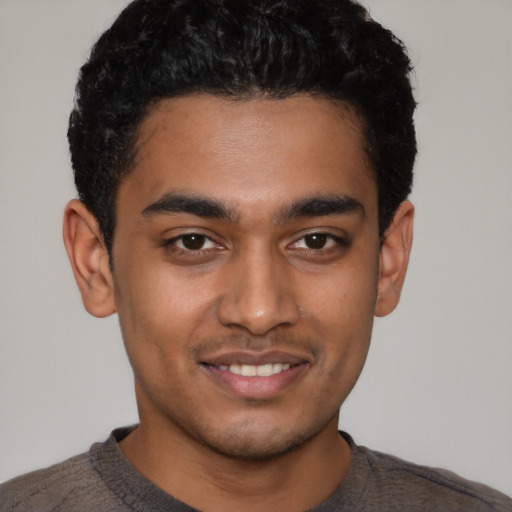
1 0 511 496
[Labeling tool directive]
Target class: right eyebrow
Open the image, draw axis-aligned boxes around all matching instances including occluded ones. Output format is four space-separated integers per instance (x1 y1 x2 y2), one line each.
141 192 238 222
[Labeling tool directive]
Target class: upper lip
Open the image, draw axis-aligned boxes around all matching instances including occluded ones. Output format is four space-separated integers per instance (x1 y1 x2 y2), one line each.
200 350 311 367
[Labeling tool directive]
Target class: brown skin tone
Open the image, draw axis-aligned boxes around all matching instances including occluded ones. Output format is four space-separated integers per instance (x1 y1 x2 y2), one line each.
63 94 413 511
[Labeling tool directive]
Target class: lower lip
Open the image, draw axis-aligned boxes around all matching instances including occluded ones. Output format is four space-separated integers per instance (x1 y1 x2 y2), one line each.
202 364 308 400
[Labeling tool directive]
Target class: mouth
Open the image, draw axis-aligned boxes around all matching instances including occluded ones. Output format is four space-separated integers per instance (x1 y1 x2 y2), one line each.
210 362 291 377
199 351 310 400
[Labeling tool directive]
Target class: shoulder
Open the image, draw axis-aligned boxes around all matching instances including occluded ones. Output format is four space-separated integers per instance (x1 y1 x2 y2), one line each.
0 445 125 512
1 452 89 510
345 434 512 511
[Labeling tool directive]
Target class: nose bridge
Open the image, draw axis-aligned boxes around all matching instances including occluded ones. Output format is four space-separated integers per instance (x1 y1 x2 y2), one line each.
217 243 300 335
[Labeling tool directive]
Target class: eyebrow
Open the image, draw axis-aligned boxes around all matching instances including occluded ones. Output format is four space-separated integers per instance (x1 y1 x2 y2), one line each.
142 192 238 221
141 191 364 224
275 194 365 223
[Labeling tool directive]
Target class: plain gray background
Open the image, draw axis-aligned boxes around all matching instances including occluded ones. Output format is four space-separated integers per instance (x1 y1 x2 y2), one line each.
1 0 511 496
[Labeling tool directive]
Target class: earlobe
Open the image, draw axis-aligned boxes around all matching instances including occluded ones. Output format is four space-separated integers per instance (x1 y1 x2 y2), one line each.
62 199 116 318
374 201 414 317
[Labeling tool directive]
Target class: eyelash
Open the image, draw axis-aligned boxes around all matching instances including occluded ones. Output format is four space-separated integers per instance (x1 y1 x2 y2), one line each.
288 233 349 253
164 231 349 256
164 233 221 254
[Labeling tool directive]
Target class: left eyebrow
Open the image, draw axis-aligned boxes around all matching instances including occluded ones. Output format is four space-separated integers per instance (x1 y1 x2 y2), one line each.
275 194 365 224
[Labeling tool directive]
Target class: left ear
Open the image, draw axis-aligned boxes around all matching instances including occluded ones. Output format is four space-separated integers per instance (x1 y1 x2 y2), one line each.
375 200 414 317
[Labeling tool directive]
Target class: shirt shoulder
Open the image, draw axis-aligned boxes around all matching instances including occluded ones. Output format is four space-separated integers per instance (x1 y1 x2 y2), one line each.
0 451 126 512
354 440 512 511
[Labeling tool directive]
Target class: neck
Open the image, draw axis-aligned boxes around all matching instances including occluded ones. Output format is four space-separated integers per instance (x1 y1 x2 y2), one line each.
119 416 351 512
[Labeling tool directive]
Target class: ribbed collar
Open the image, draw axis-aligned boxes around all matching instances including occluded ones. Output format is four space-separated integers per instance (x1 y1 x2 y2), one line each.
89 426 368 511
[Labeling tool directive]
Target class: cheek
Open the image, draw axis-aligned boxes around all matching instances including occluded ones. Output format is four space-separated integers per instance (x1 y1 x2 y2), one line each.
300 254 379 381
302 254 379 331
116 257 217 328
113 272 204 405
112 261 218 382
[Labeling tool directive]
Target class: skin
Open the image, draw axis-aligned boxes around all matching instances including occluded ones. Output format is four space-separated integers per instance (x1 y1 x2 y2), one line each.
63 94 413 511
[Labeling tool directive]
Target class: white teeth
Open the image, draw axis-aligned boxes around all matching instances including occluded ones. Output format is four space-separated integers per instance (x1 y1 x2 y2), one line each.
229 364 241 375
241 364 257 377
222 363 291 377
256 364 274 377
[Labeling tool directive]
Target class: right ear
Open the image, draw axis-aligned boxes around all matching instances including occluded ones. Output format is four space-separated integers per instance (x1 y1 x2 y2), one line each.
62 199 116 317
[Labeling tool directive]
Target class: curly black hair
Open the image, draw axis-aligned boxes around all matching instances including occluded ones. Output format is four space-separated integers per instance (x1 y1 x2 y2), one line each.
68 0 416 255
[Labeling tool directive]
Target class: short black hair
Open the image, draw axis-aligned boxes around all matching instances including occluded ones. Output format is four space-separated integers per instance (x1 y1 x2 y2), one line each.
68 0 416 255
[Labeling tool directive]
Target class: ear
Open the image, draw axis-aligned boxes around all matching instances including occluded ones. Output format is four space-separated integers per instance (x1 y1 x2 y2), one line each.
374 200 414 317
62 199 116 318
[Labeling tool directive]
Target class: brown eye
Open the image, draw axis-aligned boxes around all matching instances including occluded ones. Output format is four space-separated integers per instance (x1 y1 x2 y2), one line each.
290 232 347 252
180 234 207 250
303 233 328 249
165 233 222 256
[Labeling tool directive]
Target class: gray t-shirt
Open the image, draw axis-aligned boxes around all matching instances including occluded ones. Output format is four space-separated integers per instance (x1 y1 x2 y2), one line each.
1 427 510 511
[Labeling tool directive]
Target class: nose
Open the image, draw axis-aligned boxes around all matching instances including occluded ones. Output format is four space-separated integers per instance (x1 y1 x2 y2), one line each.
217 249 301 336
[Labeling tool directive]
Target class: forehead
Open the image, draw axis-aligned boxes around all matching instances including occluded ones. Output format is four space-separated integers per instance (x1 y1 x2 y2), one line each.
120 94 376 220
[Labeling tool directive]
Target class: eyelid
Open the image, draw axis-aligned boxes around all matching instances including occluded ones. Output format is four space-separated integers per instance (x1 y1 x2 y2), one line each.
287 229 349 249
179 236 216 250
291 235 339 250
162 228 349 255
163 231 225 252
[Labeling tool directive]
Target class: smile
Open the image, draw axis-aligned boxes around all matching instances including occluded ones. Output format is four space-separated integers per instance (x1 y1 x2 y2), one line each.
200 352 309 400
217 363 291 377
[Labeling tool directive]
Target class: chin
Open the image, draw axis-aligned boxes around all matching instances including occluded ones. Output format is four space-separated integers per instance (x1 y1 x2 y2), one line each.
193 419 320 462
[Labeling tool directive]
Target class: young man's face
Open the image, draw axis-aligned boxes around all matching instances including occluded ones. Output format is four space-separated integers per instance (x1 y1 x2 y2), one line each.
108 94 388 459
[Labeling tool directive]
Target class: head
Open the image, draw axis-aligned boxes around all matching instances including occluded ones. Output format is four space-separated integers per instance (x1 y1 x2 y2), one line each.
64 0 416 462
68 0 416 257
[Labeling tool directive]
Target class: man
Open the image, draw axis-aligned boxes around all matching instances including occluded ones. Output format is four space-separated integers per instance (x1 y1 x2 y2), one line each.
1 0 510 510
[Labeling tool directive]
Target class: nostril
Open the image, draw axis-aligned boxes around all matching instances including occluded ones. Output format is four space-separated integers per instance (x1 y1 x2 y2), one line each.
217 297 301 335
216 259 301 333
